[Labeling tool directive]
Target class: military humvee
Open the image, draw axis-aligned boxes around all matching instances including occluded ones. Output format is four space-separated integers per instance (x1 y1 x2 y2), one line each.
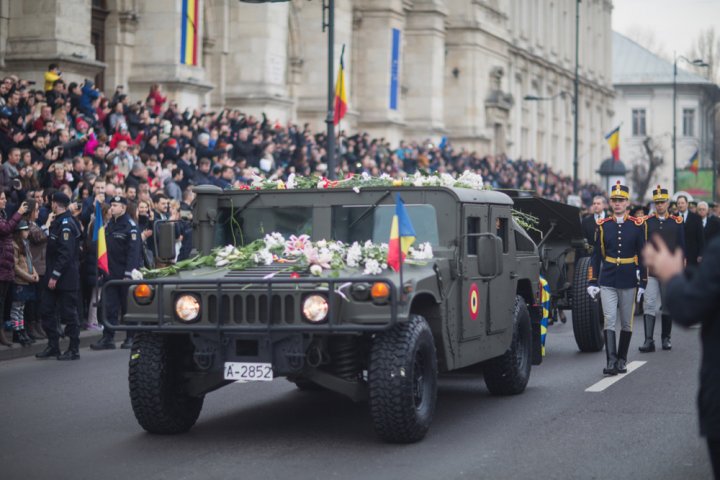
107 184 555 443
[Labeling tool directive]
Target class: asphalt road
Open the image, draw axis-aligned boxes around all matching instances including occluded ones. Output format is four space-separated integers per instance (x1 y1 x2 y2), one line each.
0 319 712 480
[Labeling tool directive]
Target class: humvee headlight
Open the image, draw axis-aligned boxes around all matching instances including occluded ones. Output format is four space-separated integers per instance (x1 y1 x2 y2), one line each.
175 294 201 323
302 294 328 323
370 282 391 305
133 284 154 305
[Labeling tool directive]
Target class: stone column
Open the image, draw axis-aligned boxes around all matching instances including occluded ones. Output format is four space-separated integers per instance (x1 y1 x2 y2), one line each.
3 0 104 86
294 0 354 132
224 1 292 123
127 0 212 109
203 0 229 109
103 0 140 95
402 0 447 140
352 0 408 145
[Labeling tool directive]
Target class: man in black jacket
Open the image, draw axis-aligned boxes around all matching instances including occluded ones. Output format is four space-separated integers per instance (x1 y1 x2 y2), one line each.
643 234 720 478
699 201 720 248
580 195 608 255
677 195 704 265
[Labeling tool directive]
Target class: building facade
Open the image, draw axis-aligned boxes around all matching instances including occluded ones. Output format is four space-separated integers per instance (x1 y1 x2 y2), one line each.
0 0 614 183
612 32 720 202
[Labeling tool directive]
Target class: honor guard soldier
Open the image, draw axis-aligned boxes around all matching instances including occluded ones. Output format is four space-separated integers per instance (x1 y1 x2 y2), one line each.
587 181 648 375
35 192 82 361
640 185 685 353
91 195 142 350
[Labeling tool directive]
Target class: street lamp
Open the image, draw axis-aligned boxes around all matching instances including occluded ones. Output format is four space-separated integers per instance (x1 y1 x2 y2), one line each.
240 0 337 180
672 54 709 193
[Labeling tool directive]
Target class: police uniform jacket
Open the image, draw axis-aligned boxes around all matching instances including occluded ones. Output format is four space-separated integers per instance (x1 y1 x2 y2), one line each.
44 210 81 291
646 213 686 259
589 215 647 289
664 236 720 439
105 212 142 280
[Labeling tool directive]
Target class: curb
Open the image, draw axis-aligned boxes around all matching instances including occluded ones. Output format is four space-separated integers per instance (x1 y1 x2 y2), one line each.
0 330 111 362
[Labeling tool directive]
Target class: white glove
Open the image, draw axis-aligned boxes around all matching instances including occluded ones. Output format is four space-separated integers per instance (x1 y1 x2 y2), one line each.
587 286 600 299
636 288 645 303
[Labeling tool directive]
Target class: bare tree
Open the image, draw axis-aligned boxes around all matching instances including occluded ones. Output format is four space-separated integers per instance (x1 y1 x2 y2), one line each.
686 27 719 83
623 26 671 61
630 136 665 202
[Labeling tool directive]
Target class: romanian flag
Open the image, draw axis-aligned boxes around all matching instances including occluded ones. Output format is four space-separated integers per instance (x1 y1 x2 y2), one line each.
333 47 348 126
688 149 699 175
387 194 416 272
93 201 109 274
180 0 199 66
605 126 620 162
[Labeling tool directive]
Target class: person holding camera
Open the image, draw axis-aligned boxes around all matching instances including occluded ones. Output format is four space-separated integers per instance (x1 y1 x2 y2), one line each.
43 64 61 93
0 195 29 347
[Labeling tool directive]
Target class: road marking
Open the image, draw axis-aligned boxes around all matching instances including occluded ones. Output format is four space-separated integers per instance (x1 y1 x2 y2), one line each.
585 361 647 392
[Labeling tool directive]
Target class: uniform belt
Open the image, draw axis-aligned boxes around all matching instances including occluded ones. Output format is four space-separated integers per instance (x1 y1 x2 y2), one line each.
604 255 638 265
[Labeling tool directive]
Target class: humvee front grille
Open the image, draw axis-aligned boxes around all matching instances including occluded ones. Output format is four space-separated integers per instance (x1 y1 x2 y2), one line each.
207 293 297 325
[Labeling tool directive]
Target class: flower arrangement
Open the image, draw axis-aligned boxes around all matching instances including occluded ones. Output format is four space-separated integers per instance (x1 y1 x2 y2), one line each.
235 170 486 192
142 233 434 279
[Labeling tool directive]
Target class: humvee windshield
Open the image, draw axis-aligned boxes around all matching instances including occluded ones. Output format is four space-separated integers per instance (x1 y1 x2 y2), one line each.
214 204 439 246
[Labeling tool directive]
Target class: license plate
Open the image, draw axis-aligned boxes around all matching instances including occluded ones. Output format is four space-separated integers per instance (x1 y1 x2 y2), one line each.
223 362 273 382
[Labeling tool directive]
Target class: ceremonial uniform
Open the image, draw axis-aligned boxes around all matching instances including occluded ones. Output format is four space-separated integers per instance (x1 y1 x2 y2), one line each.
640 186 685 352
36 194 82 360
92 196 142 350
589 182 647 375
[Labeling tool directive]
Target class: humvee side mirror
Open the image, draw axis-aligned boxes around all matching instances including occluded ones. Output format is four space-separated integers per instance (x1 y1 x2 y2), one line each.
155 221 177 263
477 235 503 277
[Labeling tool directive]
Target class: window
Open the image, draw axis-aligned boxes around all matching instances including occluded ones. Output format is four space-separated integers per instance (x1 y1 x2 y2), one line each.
215 206 313 246
683 108 695 137
496 218 509 253
332 204 440 246
632 109 646 136
466 217 480 255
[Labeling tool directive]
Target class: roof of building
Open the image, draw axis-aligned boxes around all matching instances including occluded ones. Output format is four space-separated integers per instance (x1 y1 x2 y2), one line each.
613 32 714 86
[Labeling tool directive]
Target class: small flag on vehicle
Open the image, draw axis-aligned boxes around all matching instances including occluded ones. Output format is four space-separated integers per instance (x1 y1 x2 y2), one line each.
387 194 416 272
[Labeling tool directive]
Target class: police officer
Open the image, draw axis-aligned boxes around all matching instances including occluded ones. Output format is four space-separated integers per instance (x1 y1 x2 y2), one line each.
35 192 82 361
587 181 647 375
90 195 142 350
640 185 685 352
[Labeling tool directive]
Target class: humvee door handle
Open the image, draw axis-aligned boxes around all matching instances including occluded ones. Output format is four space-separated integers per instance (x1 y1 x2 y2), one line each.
510 272 519 279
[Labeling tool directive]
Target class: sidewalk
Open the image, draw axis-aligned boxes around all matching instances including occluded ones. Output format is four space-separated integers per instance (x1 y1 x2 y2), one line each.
0 329 108 361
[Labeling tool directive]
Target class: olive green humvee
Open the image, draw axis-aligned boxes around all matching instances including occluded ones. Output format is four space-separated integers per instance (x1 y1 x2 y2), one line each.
109 185 549 443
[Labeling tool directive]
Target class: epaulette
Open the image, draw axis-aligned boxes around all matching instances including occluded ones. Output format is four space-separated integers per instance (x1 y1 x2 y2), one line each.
128 219 137 227
628 215 645 226
61 218 69 224
597 217 613 225
671 215 683 224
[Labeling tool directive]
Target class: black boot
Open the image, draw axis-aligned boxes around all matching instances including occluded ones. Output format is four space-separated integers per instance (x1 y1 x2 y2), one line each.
603 330 618 376
35 341 61 359
90 333 116 350
19 329 35 345
617 330 632 373
661 314 672 350
639 315 656 352
57 349 80 361
120 331 134 349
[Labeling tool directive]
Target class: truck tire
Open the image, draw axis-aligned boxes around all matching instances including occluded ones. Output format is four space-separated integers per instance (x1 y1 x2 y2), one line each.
368 315 438 443
571 256 604 352
129 333 204 434
483 295 532 395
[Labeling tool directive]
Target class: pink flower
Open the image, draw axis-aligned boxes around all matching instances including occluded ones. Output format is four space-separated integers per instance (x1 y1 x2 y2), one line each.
284 234 311 256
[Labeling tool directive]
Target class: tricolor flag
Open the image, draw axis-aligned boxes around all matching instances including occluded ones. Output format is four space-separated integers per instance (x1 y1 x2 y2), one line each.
180 0 199 66
387 194 416 272
333 46 348 126
605 126 620 162
93 201 109 274
688 149 699 176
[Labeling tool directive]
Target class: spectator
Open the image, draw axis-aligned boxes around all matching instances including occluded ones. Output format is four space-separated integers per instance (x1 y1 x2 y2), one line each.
165 167 183 201
147 84 167 117
43 64 62 92
0 194 27 346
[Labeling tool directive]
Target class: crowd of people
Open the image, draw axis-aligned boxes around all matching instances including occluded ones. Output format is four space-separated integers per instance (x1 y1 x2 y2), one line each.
0 63 606 348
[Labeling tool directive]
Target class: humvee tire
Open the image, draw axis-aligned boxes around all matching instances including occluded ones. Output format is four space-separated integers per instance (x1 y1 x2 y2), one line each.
129 333 204 434
368 315 438 443
571 256 604 352
483 295 532 395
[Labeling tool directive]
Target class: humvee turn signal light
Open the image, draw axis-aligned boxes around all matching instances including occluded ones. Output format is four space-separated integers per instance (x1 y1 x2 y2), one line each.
133 284 154 305
371 282 390 304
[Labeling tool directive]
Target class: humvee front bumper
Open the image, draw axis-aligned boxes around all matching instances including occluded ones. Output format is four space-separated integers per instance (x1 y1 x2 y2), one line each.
100 276 402 334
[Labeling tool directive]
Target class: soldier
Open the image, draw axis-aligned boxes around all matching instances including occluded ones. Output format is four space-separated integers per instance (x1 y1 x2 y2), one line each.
91 195 142 350
587 181 647 375
640 185 685 352
35 192 82 361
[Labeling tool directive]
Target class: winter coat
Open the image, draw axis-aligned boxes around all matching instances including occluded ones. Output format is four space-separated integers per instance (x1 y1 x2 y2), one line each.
27 221 47 276
13 240 35 286
0 210 22 282
79 81 100 118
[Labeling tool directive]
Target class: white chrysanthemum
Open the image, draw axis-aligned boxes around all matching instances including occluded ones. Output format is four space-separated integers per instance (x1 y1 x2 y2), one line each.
253 249 274 266
364 240 374 249
441 173 456 187
361 172 371 181
346 242 362 268
216 258 230 267
286 173 296 189
410 242 434 260
310 264 323 276
363 258 382 275
263 232 285 250
316 239 327 248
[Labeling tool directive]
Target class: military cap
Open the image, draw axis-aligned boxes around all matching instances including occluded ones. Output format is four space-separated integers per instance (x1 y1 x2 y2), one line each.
52 192 70 207
110 195 127 205
609 180 630 200
652 184 669 202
